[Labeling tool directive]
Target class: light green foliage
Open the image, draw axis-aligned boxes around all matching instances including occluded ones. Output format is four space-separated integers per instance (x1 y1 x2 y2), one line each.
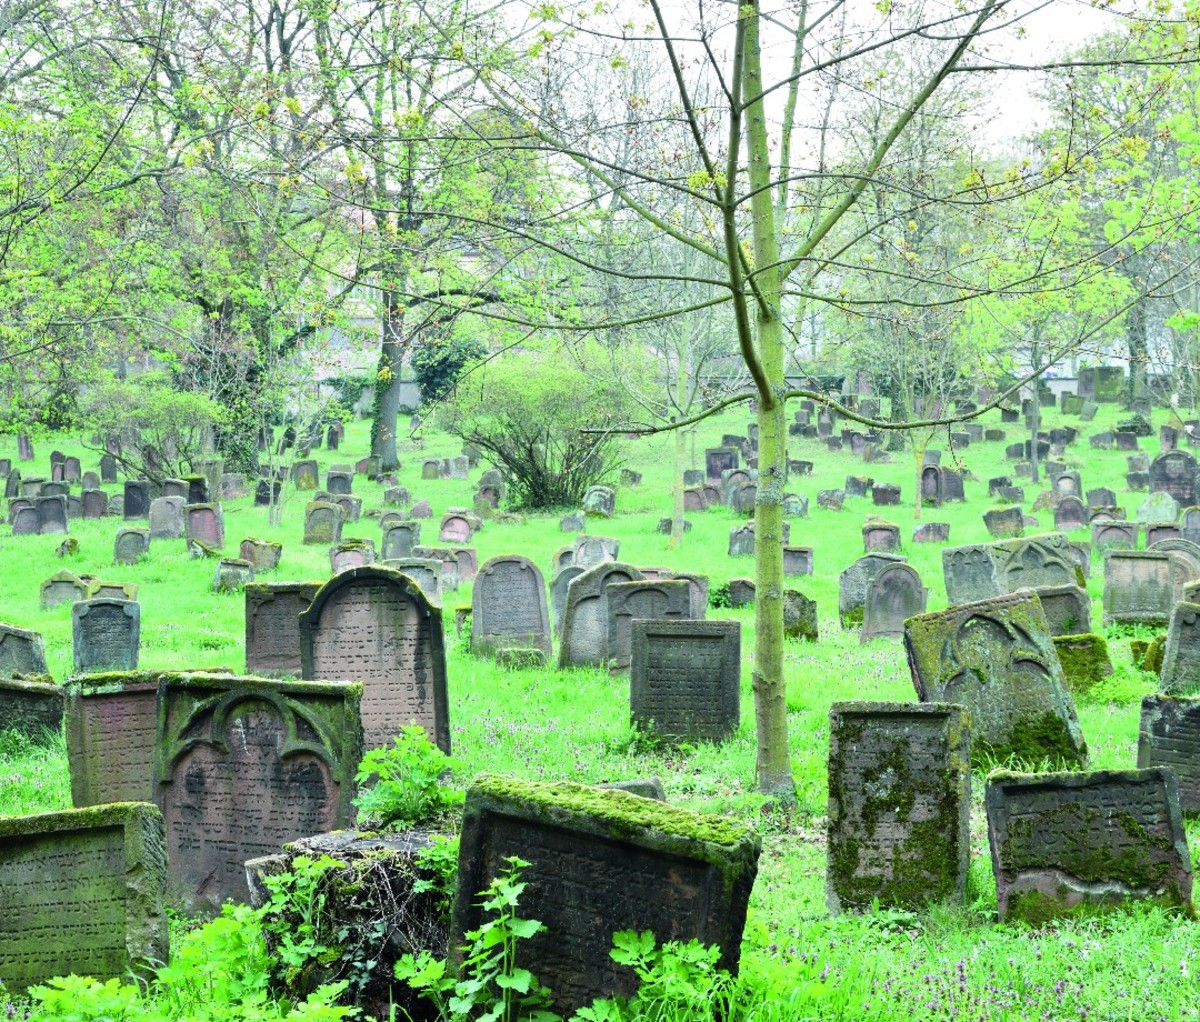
260 856 346 985
414 835 461 921
353 725 465 830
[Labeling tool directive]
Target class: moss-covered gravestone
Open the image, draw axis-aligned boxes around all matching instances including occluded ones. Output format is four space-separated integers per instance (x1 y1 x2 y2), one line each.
826 702 970 913
0 803 167 989
904 591 1087 767
155 672 362 911
453 775 760 1015
1031 583 1091 636
985 767 1192 923
1102 550 1175 628
300 566 448 753
1138 696 1200 816
1053 634 1113 698
860 562 926 643
629 619 740 744
381 522 420 560
302 501 343 545
838 553 906 629
1158 601 1200 694
40 569 87 610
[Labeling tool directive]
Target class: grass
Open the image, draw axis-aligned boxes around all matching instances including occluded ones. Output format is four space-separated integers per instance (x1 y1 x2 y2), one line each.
0 395 1193 1019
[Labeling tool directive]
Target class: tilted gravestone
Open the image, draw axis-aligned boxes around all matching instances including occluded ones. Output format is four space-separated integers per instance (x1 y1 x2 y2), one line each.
155 672 362 911
1102 550 1174 628
784 590 818 641
630 619 740 744
985 767 1191 923
213 557 254 593
0 803 168 990
300 566 449 753
582 485 616 518
942 533 1083 606
148 496 185 539
860 563 927 643
471 555 552 659
244 582 321 677
904 591 1087 766
1158 600 1200 695
826 702 970 914
1149 450 1197 506
72 599 140 673
1030 584 1091 636
558 562 645 668
0 677 62 741
303 501 343 545
114 527 150 565
290 459 319 490
0 623 47 678
550 565 586 637
453 775 760 1016
983 506 1024 538
872 483 900 506
1087 486 1117 509
838 553 906 628
40 570 87 610
240 538 282 572
1139 696 1200 815
605 579 692 670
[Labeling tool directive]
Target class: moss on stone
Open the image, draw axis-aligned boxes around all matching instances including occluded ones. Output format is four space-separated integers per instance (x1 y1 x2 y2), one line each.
1053 634 1113 700
1145 633 1167 675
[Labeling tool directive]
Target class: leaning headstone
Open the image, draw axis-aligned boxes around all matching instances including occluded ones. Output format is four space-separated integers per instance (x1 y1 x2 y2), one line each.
213 558 254 593
72 599 139 673
244 582 321 677
913 522 951 544
148 496 185 539
471 556 552 659
453 775 760 1016
983 506 1024 538
0 803 168 990
783 589 818 641
582 485 616 518
40 570 87 610
630 619 740 744
239 538 282 572
839 553 906 628
550 565 586 637
1158 601 1200 695
606 580 691 670
904 591 1087 766
558 562 645 668
0 623 47 678
826 702 970 914
1102 550 1174 628
113 527 150 565
1139 696 1200 815
860 563 927 643
1086 487 1117 509
985 767 1191 923
1031 584 1091 636
155 672 362 911
300 566 449 752
303 501 343 545
290 459 319 490
817 489 845 511
0 677 62 741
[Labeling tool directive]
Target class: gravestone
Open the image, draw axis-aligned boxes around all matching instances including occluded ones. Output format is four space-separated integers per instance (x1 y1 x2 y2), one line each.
1139 696 1200 815
838 553 907 628
471 555 552 658
453 775 760 1016
783 590 818 641
872 483 900 506
123 480 150 520
35 494 68 534
113 527 150 565
943 533 1082 606
985 767 1190 923
558 562 645 668
385 486 412 508
1149 450 1198 505
377 555 439 594
239 538 282 572
728 524 754 557
300 566 449 752
1138 491 1180 524
329 540 375 574
80 489 105 520
1052 496 1088 532
99 454 117 483
0 623 47 678
1087 487 1117 509
904 591 1087 766
630 619 740 744
983 506 1024 538
381 522 420 560
550 565 586 637
184 503 225 550
328 494 362 523
860 563 927 643
1091 520 1138 550
213 557 254 592
5 469 20 498
325 469 353 495
0 677 62 741
155 672 362 911
72 599 140 673
254 479 282 506
439 512 475 544
783 546 813 576
1102 550 1174 628
245 582 322 677
303 501 343 545
682 487 707 512
41 480 69 498
290 459 319 490
826 702 970 913
1149 524 1182 546
40 570 87 610
862 520 901 553
583 485 616 518
845 475 873 498
219 473 248 500
705 447 739 482
148 496 185 539
913 522 951 543
412 545 461 592
575 534 619 567
0 803 168 990
818 489 845 511
161 478 187 500
606 579 691 670
10 505 38 535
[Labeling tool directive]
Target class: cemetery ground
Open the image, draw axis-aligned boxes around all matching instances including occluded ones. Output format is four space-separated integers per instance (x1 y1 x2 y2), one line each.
3 402 1200 1021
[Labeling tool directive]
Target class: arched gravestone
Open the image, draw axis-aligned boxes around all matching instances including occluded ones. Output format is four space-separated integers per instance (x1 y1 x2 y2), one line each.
161 478 187 500
0 623 47 677
11 505 38 536
558 562 645 668
329 494 362 523
1054 471 1082 496
728 524 754 557
149 496 185 539
329 540 375 574
154 672 362 911
303 501 343 545
920 466 941 505
40 570 87 610
1159 601 1200 695
838 553 906 628
82 489 107 519
1053 496 1088 532
446 546 479 583
439 513 474 544
245 582 321 677
72 599 140 673
605 579 692 670
35 495 68 534
325 470 353 495
941 533 1081 607
471 555 552 658
682 487 708 511
290 459 319 490
40 480 69 498
731 483 756 515
300 566 449 753
720 469 753 505
860 563 927 643
904 591 1087 767
113 527 150 565
412 545 460 592
381 522 420 560
1181 506 1200 545
183 503 224 549
123 480 150 520
550 565 585 637
1150 450 1198 506
379 558 442 602
862 521 901 553
1149 537 1200 601
1102 550 1175 628
1091 520 1137 550
575 535 619 567
582 485 615 517
1029 583 1091 636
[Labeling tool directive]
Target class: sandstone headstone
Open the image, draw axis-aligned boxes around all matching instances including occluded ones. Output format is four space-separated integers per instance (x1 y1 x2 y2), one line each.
213 557 254 593
381 521 420 560
575 534 619 567
148 496 185 539
72 599 139 673
550 565 586 637
239 538 282 572
1091 520 1138 550
244 582 321 677
818 489 845 511
606 580 691 670
291 459 319 490
1102 550 1174 628
1086 486 1117 509
35 494 68 534
1139 696 1200 815
1053 496 1088 532
303 501 343 545
838 553 906 628
40 570 87 610
860 563 927 643
983 506 1024 538
862 520 901 553
782 546 813 576
471 555 552 659
113 527 150 565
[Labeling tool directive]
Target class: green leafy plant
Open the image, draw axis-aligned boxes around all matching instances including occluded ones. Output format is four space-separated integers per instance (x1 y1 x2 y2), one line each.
414 834 461 922
260 855 346 985
353 725 464 830
394 855 560 1022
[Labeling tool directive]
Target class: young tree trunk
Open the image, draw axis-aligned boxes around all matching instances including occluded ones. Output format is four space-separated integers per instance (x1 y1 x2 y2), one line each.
371 276 405 472
670 355 688 547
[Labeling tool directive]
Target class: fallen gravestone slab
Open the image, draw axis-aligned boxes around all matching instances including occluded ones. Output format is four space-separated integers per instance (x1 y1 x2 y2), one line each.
985 767 1191 923
827 702 970 913
453 775 760 1016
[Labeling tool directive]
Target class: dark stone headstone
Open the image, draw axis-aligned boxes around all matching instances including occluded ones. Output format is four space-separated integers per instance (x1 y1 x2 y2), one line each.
1139 696 1200 815
0 677 62 741
861 563 927 642
113 527 150 565
606 580 692 670
838 553 907 629
72 599 139 673
303 501 343 545
35 494 68 534
872 484 900 506
782 546 813 576
245 582 321 677
558 562 645 668
123 480 150 520
818 489 845 511
704 447 739 483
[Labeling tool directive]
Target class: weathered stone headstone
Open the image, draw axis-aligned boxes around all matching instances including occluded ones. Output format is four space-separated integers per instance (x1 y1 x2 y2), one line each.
582 485 616 518
1091 519 1138 550
575 534 619 567
983 506 1024 538
826 702 969 913
123 480 150 520
300 566 449 752
1052 496 1088 532
161 478 187 500
471 555 552 659
860 563 927 643
412 545 461 592
862 520 901 553
1139 696 1200 815
290 459 319 490
72 599 139 673
325 469 353 495
550 565 586 637
303 501 343 545
438 512 475 544
985 767 1191 922
913 522 951 543
35 494 68 534
239 538 282 572
380 521 420 560
1102 550 1174 628
1149 450 1197 505
155 672 362 911
845 475 873 498
0 623 47 678
606 580 691 670
904 591 1087 766
1158 600 1200 695
244 582 321 677
630 619 740 744
453 775 759 1016
783 589 818 641
213 557 254 592
148 496 185 539
40 570 87 610
838 553 906 628
872 483 900 506
183 502 225 550
113 527 150 565
782 546 813 576
704 447 738 482
0 677 62 741
818 489 845 511
1138 491 1180 525
1027 583 1091 637
558 562 645 668
0 803 168 989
